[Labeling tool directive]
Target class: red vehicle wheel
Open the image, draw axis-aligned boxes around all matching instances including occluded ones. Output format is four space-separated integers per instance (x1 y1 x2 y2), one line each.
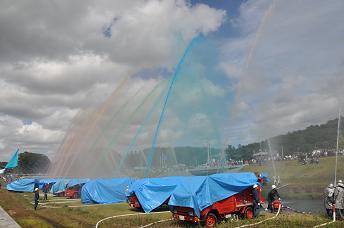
205 213 217 227
244 207 254 219
73 193 78 199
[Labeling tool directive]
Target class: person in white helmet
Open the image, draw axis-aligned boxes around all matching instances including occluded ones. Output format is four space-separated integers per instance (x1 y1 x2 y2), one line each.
334 180 344 219
34 187 39 210
267 184 280 213
324 183 335 217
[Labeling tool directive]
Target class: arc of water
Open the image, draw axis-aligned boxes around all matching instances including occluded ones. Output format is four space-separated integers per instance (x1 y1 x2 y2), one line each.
144 36 201 177
117 82 168 174
267 139 278 185
57 76 131 177
85 81 148 176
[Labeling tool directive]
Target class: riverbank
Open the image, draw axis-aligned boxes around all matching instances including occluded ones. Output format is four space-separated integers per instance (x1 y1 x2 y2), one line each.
242 156 344 199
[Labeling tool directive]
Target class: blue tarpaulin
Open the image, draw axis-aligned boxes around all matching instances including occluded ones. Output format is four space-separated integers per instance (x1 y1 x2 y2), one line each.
39 178 58 185
127 176 182 212
81 178 133 204
38 178 58 189
66 178 90 188
168 172 259 217
51 179 70 194
5 149 19 169
7 178 39 192
128 172 260 216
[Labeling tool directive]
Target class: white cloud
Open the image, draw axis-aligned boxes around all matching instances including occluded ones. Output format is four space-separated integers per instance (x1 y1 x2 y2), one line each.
222 0 344 145
0 0 225 161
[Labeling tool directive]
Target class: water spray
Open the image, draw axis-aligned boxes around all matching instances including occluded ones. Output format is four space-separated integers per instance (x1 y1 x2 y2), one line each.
144 36 202 177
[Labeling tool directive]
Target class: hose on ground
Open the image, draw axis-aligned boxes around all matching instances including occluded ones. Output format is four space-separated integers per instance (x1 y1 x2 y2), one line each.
235 204 281 228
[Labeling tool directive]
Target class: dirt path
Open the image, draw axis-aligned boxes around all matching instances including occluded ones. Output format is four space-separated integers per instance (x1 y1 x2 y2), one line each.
0 206 21 228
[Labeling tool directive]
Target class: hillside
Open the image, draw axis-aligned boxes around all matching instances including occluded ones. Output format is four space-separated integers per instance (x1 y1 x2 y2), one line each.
226 118 344 160
242 156 344 199
2 152 51 174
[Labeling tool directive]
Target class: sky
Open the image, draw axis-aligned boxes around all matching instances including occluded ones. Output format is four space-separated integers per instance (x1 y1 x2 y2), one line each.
1 0 344 161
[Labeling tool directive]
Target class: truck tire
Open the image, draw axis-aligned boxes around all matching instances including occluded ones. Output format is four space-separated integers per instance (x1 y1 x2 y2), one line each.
205 213 217 227
73 193 78 199
244 207 254 219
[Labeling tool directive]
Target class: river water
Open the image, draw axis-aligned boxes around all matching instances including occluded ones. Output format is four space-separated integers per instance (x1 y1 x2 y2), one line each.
283 199 324 214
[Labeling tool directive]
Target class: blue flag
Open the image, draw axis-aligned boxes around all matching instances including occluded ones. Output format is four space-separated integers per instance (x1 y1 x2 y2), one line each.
5 149 19 169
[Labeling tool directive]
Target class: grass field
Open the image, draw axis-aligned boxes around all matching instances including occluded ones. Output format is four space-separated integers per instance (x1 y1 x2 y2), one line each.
1 187 344 227
0 155 344 227
242 156 344 199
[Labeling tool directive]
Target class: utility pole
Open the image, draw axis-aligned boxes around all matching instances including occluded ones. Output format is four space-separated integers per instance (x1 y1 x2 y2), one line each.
335 108 341 185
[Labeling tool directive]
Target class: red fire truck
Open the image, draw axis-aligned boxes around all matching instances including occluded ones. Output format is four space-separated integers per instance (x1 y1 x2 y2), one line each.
65 186 81 199
172 186 265 227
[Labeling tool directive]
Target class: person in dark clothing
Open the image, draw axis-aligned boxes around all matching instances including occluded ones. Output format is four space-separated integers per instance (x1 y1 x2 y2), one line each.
34 188 39 210
267 185 280 212
252 184 260 217
324 183 335 218
43 184 48 201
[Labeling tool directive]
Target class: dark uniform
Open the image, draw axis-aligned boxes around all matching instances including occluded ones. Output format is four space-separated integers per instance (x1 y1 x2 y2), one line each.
252 186 260 217
43 184 48 200
34 189 39 210
268 188 280 212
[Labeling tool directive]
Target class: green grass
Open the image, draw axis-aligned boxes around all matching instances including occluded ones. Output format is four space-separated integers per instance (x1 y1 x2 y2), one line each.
1 189 344 227
242 156 344 199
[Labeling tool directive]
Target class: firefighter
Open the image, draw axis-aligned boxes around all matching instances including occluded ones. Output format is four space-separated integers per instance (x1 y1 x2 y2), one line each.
252 184 260 217
34 188 40 210
43 184 48 201
334 180 344 219
267 184 280 213
324 183 334 217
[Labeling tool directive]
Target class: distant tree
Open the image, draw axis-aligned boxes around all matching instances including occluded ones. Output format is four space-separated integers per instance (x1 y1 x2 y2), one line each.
225 118 342 160
339 136 344 150
19 152 51 174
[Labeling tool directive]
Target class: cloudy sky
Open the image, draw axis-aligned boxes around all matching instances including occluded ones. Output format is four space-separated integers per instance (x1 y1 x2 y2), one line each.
1 0 344 161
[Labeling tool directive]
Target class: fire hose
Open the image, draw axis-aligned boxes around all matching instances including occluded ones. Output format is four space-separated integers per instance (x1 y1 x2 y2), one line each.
234 204 281 228
313 205 336 228
95 211 170 228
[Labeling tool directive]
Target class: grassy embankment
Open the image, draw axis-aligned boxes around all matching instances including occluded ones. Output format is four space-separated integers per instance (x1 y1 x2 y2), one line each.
1 186 344 227
242 156 344 199
1 156 344 227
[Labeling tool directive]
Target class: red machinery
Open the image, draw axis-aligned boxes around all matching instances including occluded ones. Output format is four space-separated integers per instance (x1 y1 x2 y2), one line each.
128 194 142 209
271 199 281 212
172 186 265 227
65 186 80 199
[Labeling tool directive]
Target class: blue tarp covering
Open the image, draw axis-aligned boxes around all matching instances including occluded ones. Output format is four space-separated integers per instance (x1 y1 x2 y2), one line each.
7 178 39 192
51 179 70 194
128 172 259 216
66 178 90 188
39 178 58 185
127 176 182 212
38 178 58 189
81 178 133 204
169 172 259 216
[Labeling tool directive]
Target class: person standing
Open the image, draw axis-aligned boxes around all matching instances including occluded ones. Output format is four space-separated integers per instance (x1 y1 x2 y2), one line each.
252 184 260 217
43 184 48 201
334 180 344 219
34 188 40 210
267 185 280 213
324 183 335 217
